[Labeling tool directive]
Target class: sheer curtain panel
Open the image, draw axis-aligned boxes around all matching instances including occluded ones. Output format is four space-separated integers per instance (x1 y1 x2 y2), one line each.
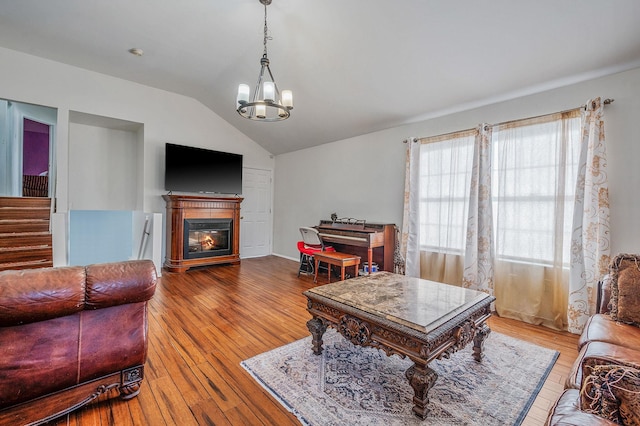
406 130 476 284
491 111 581 330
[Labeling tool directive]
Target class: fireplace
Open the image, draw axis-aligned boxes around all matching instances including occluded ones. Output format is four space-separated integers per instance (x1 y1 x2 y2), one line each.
163 195 242 273
184 218 232 259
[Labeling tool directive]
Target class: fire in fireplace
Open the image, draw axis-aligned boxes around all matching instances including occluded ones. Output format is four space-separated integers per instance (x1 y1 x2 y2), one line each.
183 219 232 259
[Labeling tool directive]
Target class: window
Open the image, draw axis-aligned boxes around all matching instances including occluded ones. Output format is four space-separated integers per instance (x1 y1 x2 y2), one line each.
418 111 581 265
492 112 581 265
407 100 607 331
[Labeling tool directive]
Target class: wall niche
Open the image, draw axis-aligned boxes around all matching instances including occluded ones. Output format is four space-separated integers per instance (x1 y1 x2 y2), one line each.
67 112 152 267
68 111 143 210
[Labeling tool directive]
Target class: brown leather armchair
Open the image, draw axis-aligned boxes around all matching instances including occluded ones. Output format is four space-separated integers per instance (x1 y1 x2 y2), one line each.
546 254 640 425
0 260 157 425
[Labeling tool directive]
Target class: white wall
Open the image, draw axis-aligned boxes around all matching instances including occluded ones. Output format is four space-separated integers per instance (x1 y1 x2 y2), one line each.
0 46 275 267
274 67 640 260
68 123 140 210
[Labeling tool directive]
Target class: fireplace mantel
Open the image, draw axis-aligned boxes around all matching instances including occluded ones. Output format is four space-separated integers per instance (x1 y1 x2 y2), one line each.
163 195 243 273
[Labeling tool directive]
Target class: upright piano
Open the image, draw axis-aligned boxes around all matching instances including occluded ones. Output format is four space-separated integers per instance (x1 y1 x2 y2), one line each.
315 220 396 273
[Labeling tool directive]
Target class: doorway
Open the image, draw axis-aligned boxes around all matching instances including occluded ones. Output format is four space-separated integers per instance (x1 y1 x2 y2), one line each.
0 99 56 197
240 168 273 258
22 117 51 197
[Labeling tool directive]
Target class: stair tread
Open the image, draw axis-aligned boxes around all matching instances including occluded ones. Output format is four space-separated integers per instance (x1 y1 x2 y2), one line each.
0 224 50 230
0 259 53 265
0 245 52 251
0 260 53 271
0 206 50 209
0 218 49 221
0 231 51 237
1 257 52 261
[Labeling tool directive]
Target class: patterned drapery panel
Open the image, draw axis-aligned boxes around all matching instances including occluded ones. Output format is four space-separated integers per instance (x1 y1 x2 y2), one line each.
401 137 421 277
463 125 494 295
568 97 611 334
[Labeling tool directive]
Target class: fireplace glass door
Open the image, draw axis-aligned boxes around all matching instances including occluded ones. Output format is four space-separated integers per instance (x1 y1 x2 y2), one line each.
183 219 232 259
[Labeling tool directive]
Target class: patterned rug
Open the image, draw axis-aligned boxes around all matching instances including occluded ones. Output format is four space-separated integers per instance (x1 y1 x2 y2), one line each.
241 329 559 426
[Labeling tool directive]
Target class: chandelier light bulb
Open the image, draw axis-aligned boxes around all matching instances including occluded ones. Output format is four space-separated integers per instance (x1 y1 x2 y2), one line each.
237 84 250 105
237 84 250 113
263 82 275 102
281 90 293 108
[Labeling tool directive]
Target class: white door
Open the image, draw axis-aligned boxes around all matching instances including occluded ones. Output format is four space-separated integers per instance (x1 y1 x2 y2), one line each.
240 168 272 258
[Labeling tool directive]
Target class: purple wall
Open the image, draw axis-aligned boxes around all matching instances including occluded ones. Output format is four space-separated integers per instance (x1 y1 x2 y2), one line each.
23 118 49 176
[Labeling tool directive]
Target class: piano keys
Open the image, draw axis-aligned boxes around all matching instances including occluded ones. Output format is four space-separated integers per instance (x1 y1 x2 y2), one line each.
315 220 396 273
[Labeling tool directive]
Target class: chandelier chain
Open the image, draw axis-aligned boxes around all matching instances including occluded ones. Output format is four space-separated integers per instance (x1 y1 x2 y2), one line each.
263 3 272 58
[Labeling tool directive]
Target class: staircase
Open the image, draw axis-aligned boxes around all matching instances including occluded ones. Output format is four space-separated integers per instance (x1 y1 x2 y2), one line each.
0 196 53 271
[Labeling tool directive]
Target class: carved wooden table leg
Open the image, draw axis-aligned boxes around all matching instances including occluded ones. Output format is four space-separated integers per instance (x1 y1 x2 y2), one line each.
405 362 438 419
472 323 491 362
306 317 327 355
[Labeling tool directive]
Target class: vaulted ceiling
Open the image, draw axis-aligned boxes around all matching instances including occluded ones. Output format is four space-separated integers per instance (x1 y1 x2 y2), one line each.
1 0 639 155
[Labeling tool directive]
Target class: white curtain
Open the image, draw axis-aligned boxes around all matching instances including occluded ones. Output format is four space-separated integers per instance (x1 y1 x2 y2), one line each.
568 97 611 334
401 137 421 277
491 111 581 330
463 124 494 294
402 130 476 284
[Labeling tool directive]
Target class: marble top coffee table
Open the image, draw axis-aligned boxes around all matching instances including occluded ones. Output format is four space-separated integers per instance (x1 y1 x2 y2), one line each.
303 271 495 420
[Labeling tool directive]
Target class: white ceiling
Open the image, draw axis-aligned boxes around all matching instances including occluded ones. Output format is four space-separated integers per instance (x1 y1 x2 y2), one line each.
1 0 639 155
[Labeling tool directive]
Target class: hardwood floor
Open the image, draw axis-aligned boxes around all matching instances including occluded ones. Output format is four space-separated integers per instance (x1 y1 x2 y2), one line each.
50 256 579 425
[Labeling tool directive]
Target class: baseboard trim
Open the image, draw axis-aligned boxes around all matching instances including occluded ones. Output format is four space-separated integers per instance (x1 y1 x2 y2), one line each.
271 253 298 262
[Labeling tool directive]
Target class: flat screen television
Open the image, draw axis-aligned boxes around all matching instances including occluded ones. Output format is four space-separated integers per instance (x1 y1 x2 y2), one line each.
164 143 243 194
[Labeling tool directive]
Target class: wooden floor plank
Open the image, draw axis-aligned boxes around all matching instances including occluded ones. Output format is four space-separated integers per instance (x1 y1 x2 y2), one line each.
133 381 167 426
191 361 244 412
203 350 301 426
47 255 579 425
148 376 199 426
189 399 233 426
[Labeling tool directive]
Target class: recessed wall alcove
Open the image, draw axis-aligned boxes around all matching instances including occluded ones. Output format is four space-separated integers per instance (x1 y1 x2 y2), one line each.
68 111 143 211
67 112 160 269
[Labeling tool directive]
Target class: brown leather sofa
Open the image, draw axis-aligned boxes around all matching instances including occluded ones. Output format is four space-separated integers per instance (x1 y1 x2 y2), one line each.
546 254 640 425
0 260 157 425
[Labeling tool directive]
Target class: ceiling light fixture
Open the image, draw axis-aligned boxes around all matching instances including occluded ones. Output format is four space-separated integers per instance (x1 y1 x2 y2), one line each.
128 48 144 57
236 0 293 122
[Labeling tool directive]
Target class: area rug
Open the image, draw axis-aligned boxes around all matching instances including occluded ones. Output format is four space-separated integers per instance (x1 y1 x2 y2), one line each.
241 329 559 426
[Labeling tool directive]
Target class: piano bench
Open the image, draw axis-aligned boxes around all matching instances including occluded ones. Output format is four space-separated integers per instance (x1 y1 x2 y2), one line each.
313 252 361 284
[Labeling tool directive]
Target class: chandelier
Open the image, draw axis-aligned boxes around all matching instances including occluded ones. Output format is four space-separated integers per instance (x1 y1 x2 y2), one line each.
236 0 293 121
